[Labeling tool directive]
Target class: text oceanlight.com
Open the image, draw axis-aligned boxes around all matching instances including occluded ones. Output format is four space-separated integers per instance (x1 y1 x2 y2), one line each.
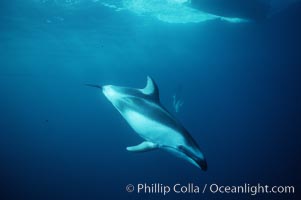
125 183 295 196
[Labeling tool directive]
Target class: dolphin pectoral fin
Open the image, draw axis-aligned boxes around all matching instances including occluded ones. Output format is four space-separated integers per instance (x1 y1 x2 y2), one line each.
126 141 158 152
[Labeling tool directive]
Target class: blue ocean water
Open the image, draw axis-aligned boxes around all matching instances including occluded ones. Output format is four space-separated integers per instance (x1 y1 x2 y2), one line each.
0 0 300 199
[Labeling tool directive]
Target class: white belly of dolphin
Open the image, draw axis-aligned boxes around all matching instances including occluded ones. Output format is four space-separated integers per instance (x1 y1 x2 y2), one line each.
123 110 184 147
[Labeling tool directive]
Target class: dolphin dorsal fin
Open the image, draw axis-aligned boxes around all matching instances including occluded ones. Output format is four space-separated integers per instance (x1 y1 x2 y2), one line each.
141 76 159 101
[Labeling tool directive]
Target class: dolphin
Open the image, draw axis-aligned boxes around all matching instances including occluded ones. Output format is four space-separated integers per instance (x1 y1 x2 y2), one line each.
87 77 207 171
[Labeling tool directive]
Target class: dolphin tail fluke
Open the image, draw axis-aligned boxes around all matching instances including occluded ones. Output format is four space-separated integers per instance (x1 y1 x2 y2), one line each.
197 158 208 171
127 141 158 152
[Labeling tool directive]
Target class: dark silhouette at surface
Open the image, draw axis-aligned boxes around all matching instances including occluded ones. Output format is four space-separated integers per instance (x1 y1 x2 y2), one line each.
191 0 270 20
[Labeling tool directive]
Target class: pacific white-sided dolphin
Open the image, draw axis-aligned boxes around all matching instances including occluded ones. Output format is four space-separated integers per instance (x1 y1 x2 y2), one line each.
87 77 207 171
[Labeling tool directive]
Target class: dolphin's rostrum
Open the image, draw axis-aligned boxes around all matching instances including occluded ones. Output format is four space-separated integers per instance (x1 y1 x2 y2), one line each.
87 77 207 171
